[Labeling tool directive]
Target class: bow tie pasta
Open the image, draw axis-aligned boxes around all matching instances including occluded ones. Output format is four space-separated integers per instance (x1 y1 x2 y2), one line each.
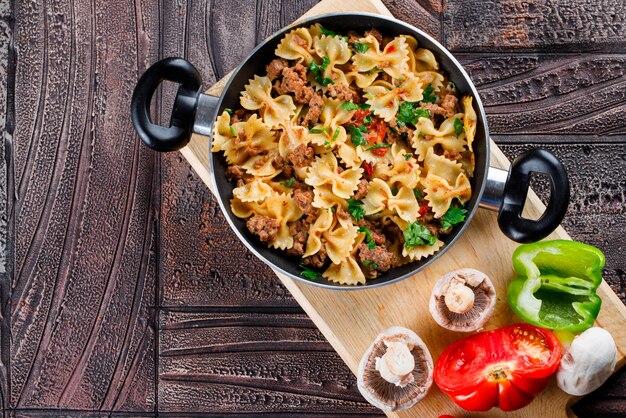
212 25 477 285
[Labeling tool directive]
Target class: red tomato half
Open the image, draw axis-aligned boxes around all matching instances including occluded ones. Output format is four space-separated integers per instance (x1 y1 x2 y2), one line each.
434 323 561 412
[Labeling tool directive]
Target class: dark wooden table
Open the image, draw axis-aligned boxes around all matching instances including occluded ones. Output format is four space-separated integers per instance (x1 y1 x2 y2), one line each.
1 0 625 416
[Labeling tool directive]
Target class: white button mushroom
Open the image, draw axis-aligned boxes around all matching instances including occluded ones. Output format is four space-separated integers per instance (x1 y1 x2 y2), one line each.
429 268 496 332
375 340 416 387
556 327 617 396
357 326 433 412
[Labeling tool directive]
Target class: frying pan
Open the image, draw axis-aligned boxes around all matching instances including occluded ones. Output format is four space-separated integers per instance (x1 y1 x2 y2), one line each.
130 12 570 289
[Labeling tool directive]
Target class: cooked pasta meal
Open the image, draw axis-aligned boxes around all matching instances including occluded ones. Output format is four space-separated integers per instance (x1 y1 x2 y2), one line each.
212 25 477 285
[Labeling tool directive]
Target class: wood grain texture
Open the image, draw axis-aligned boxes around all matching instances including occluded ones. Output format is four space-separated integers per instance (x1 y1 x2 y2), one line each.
9 0 157 412
158 310 377 414
444 0 626 52
0 0 11 411
4 0 626 416
459 54 626 138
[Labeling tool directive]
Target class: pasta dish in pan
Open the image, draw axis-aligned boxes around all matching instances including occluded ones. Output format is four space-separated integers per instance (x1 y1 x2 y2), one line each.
211 24 477 285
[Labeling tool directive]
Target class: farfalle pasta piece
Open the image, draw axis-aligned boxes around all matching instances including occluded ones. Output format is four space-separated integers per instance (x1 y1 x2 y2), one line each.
381 148 421 189
424 148 464 185
303 209 333 258
215 114 277 166
275 27 315 64
305 152 363 199
323 234 366 285
230 196 256 219
402 35 440 73
308 97 355 148
462 96 477 151
212 111 237 156
323 216 359 264
403 238 445 261
240 75 296 128
422 173 471 218
415 71 445 92
346 69 379 89
323 256 366 285
278 121 309 158
364 76 424 122
233 178 275 203
414 113 464 139
411 132 467 162
312 183 346 209
313 35 352 88
337 141 362 168
263 192 303 250
422 149 471 217
362 178 419 222
352 35 409 79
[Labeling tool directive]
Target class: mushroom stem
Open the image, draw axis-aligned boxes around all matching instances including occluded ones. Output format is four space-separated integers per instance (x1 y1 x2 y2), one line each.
375 341 415 387
444 279 475 314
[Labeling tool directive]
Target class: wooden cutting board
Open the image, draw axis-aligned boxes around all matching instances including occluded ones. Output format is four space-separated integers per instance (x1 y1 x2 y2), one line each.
179 0 626 416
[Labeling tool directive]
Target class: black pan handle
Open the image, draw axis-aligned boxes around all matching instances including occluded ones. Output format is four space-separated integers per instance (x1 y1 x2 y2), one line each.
497 148 570 243
131 57 202 152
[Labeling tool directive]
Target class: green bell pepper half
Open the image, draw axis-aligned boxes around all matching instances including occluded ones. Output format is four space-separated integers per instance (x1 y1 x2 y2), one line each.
507 240 605 333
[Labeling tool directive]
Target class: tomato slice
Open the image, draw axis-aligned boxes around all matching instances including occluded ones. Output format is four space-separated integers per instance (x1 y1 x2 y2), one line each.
371 147 388 157
434 323 561 412
351 109 370 126
368 118 387 143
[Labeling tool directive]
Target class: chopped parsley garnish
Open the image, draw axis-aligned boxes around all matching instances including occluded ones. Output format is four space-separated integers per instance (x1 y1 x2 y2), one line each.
453 118 463 137
403 153 412 161
365 143 390 151
348 198 365 221
318 24 347 41
422 85 437 103
283 177 295 187
413 188 423 199
362 260 378 269
309 126 329 135
341 101 371 111
299 263 322 280
229 126 237 137
309 56 334 86
342 101 359 111
390 187 398 196
346 124 368 146
363 115 373 124
352 42 370 54
441 204 468 230
358 226 376 249
224 108 233 116
324 128 341 148
396 102 430 127
403 221 437 248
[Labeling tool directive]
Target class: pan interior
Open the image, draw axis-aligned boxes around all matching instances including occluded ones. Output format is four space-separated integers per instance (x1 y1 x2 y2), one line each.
210 13 489 289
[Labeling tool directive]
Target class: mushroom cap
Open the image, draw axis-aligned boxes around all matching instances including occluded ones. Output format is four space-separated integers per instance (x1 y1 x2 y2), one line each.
429 268 496 332
357 326 434 412
557 327 617 396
